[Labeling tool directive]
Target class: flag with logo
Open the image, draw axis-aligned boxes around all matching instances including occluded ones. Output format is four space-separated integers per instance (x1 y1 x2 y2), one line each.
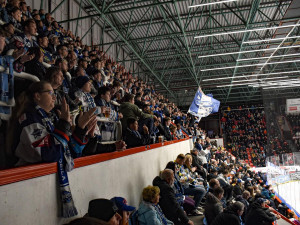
188 88 220 120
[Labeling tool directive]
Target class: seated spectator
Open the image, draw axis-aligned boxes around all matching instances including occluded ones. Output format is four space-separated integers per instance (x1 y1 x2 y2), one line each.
7 81 95 166
44 66 78 111
8 7 22 30
204 187 224 225
235 190 251 223
207 168 218 182
232 179 244 198
56 44 69 60
55 58 72 94
159 117 173 141
0 0 9 23
110 197 135 225
73 76 96 112
119 93 154 129
37 34 53 64
85 199 122 225
211 201 244 225
9 19 38 51
47 34 59 55
138 185 174 225
245 198 280 225
24 46 46 80
165 161 201 216
191 148 207 181
176 124 184 139
123 118 150 148
217 168 233 201
153 169 194 225
90 69 103 91
178 155 206 209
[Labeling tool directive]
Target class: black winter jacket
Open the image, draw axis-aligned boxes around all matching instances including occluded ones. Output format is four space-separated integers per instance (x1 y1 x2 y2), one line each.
152 176 189 225
245 202 276 225
204 192 223 225
211 207 241 225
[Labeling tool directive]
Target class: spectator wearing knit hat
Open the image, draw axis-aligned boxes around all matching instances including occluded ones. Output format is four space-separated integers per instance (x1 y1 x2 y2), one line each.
85 199 122 225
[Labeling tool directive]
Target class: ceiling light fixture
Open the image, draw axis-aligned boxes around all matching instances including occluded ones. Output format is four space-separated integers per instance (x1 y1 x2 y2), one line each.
189 0 238 8
244 35 300 44
201 70 300 82
194 24 300 39
231 76 289 83
216 78 300 88
262 84 300 89
201 59 300 72
237 53 300 62
198 45 300 58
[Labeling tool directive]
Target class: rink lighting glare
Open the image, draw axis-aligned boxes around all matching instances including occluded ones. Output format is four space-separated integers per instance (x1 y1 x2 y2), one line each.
194 24 300 39
201 70 300 82
237 53 300 62
244 35 300 44
198 45 300 59
201 59 300 72
189 0 238 8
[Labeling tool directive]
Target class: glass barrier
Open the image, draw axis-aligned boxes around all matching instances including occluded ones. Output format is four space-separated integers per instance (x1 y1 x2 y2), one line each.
265 152 300 217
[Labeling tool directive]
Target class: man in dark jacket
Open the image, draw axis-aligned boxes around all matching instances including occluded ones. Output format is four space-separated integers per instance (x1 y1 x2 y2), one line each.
204 187 224 225
123 118 150 148
245 198 280 225
211 201 244 225
153 169 194 225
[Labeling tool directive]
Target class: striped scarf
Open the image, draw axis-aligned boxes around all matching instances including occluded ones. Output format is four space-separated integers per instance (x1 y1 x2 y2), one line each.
35 105 78 218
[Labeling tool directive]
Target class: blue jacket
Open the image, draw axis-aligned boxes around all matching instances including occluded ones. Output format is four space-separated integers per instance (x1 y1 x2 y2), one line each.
138 201 173 225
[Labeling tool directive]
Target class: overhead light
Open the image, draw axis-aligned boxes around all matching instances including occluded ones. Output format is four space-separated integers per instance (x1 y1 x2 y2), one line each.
250 79 300 85
189 0 238 8
198 45 300 58
194 24 300 39
201 70 300 82
217 82 259 87
231 76 289 83
216 78 300 88
262 84 300 89
244 35 300 44
201 59 300 72
237 53 300 62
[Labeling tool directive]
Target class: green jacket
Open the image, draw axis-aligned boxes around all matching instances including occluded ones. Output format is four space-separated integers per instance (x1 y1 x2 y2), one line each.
119 102 154 128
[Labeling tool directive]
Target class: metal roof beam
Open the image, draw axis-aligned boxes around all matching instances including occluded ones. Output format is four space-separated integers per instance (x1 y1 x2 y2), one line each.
98 17 300 46
91 1 291 28
86 0 177 99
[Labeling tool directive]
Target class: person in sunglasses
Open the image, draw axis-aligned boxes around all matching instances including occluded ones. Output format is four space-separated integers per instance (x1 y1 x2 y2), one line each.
7 81 97 166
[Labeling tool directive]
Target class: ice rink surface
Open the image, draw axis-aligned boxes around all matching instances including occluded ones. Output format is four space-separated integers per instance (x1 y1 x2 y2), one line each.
274 181 300 216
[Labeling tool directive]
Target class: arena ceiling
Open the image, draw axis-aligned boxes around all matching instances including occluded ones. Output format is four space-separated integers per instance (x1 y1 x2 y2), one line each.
61 0 300 106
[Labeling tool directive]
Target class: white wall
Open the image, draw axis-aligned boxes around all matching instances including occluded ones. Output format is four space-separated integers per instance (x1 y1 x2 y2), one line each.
0 139 192 225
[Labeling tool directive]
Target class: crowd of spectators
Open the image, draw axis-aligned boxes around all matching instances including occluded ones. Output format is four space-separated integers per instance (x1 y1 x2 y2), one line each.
287 114 300 151
0 0 195 169
221 107 267 167
63 137 296 225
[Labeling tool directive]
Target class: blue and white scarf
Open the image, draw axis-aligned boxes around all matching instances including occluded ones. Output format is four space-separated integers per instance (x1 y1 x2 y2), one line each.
153 204 168 225
35 105 78 218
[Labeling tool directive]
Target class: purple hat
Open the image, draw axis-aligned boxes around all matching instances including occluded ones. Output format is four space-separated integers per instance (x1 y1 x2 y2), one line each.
110 197 135 212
